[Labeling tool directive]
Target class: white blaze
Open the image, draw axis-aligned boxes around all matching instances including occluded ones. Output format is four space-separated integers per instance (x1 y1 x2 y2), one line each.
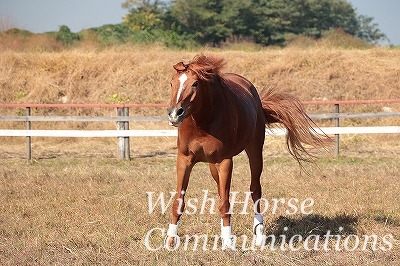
176 73 188 103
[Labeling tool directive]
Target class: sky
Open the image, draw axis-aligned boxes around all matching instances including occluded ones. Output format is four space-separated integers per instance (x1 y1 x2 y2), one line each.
0 0 399 45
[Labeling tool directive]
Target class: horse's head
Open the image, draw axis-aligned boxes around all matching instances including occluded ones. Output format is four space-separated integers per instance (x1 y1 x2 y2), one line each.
167 55 225 127
167 62 201 127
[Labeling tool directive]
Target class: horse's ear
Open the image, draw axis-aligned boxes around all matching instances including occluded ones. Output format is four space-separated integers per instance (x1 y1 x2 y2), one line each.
173 62 188 72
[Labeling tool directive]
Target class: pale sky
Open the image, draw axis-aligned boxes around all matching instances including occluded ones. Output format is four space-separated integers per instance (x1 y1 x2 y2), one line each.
0 0 127 33
0 0 399 45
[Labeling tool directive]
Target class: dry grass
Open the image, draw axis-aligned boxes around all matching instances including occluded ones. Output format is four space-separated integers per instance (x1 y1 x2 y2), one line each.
0 151 399 265
1 46 399 109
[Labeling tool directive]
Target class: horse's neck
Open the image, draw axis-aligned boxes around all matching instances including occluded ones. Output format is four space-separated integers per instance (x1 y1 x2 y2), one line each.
192 77 227 126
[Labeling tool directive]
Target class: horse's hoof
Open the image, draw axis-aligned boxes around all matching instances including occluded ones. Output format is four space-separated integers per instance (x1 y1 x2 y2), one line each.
221 236 235 250
255 233 265 246
254 223 265 246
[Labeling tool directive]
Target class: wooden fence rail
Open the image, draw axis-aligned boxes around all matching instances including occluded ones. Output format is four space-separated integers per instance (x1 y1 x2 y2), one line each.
1 100 399 160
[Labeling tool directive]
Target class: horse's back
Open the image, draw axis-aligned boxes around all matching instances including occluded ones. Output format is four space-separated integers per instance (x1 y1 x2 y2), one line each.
221 73 262 106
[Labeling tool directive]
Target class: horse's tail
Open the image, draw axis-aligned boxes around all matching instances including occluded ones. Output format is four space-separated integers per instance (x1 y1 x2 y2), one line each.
261 89 332 165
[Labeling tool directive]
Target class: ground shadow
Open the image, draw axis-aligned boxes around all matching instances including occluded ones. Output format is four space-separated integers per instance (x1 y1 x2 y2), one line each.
373 214 400 227
131 150 173 159
264 213 359 244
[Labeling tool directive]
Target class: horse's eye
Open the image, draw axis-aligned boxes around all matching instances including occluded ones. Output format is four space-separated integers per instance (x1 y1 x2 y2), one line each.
192 81 199 87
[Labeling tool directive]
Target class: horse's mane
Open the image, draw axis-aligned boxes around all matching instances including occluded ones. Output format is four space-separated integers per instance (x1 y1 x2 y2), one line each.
188 55 226 80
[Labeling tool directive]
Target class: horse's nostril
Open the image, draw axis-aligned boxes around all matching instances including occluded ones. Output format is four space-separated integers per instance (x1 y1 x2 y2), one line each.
167 107 173 116
176 107 184 117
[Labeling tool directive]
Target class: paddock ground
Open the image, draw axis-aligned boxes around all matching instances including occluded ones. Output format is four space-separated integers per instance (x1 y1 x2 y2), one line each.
0 134 399 265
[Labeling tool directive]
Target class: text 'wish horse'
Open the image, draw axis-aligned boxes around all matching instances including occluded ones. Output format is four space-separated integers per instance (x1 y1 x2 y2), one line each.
166 54 331 248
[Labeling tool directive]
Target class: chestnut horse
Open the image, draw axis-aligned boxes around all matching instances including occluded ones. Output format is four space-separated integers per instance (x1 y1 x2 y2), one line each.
166 54 330 248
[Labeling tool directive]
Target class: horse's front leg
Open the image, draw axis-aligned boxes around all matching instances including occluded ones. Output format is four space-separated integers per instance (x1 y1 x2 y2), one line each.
214 158 234 249
167 153 194 247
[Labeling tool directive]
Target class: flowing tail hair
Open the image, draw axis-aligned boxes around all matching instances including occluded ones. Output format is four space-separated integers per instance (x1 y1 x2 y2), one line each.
261 89 332 166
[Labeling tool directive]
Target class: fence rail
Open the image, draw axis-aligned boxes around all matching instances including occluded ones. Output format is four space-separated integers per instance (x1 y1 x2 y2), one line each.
1 111 400 123
1 100 399 160
1 126 400 137
0 115 167 122
1 98 400 108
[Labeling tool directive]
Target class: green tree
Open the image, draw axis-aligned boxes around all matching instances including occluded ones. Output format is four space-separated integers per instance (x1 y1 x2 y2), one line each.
56 25 79 45
355 14 388 44
122 0 198 48
90 24 133 44
168 0 365 46
245 0 386 45
291 0 359 37
249 0 297 45
122 0 165 30
169 0 232 45
121 0 388 47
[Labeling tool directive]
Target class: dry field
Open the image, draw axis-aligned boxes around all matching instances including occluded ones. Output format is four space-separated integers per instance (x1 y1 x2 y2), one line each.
1 45 400 110
0 151 399 265
0 46 400 264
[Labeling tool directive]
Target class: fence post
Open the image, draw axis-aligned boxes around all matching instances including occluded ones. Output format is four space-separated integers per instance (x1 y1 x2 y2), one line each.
123 107 130 159
334 103 340 156
116 107 130 160
26 107 32 160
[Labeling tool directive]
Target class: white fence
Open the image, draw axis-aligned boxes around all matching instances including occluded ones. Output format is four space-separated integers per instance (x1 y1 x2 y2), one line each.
1 126 400 138
1 102 399 160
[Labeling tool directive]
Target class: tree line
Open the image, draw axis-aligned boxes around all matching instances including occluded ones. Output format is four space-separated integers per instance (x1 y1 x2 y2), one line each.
2 0 388 49
122 0 387 46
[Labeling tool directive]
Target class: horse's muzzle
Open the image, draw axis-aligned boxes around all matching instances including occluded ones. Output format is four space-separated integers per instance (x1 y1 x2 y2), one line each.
167 106 185 127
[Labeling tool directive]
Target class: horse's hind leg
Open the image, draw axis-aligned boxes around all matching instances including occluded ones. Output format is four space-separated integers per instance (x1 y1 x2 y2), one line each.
245 137 265 246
